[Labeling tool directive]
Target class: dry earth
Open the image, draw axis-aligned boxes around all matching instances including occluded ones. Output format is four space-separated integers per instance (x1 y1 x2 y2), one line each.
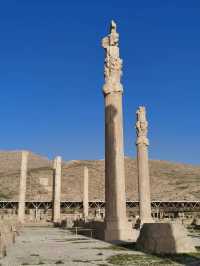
1 226 200 266
0 151 200 201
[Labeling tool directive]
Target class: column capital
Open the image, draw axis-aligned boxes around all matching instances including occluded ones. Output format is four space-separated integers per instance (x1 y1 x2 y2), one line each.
102 20 123 96
135 106 149 146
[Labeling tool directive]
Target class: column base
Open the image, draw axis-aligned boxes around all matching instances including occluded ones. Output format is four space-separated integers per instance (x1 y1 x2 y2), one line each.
136 223 196 254
104 221 134 243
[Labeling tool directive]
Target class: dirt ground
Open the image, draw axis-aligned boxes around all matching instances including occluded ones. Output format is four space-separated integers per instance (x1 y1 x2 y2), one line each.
1 225 200 266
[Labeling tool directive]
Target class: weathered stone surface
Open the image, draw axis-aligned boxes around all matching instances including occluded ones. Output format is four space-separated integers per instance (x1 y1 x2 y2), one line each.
52 156 62 223
83 166 89 218
18 151 29 223
0 218 20 258
136 107 152 224
102 21 133 242
136 223 196 254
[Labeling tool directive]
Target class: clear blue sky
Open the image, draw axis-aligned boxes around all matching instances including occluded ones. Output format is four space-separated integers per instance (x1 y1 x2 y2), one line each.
0 0 200 164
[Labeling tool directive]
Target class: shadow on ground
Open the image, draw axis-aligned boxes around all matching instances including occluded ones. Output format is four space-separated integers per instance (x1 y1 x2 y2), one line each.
61 225 200 265
106 243 200 265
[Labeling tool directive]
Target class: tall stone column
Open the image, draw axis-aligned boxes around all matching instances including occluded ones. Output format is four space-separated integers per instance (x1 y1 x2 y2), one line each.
52 156 62 223
135 106 152 223
83 166 89 218
102 21 132 242
18 151 29 223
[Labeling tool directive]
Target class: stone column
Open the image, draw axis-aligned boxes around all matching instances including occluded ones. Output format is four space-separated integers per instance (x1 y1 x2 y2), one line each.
35 207 39 222
102 21 132 242
83 166 89 218
135 106 152 223
18 151 29 223
52 156 62 223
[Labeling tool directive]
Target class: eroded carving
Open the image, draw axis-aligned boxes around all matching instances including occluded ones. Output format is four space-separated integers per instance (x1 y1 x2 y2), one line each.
136 106 149 145
102 20 123 94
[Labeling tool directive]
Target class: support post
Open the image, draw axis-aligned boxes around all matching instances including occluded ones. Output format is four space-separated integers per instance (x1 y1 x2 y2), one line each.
52 156 62 223
102 21 132 242
135 107 152 223
18 151 29 223
83 166 89 219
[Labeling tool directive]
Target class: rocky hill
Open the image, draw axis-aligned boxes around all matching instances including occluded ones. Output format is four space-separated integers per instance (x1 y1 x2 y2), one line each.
0 151 200 201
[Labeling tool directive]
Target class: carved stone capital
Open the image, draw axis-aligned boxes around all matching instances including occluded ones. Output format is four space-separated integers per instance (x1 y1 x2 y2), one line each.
135 106 148 138
102 21 123 95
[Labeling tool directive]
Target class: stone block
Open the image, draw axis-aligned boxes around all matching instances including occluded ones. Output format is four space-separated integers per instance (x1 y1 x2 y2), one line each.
136 223 196 254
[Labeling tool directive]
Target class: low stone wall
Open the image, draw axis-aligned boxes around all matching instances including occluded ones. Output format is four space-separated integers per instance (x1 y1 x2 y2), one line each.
0 217 20 258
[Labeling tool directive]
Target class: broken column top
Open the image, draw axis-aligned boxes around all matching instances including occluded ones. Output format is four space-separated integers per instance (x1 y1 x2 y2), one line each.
102 20 119 48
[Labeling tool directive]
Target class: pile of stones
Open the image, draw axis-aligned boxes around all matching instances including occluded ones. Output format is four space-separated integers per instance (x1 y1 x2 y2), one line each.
0 216 20 258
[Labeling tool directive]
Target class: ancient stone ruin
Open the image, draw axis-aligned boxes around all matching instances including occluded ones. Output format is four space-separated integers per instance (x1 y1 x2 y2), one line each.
136 106 152 224
52 156 62 224
18 151 29 224
0 217 20 259
135 107 196 254
102 20 133 242
0 21 199 263
137 223 196 254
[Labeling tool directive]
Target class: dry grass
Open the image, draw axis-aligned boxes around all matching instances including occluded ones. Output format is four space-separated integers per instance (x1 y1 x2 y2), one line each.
0 151 200 201
107 252 200 265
